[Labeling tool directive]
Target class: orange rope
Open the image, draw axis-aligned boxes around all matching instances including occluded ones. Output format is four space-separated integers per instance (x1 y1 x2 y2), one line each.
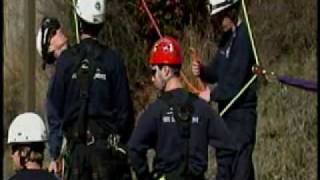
180 72 201 94
140 0 202 94
189 47 206 91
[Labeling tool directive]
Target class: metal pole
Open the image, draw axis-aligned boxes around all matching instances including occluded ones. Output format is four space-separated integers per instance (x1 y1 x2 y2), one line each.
23 0 35 111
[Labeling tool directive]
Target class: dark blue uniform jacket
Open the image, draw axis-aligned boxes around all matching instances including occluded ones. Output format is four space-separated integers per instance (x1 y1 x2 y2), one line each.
8 169 59 180
200 22 257 144
47 38 134 160
200 22 257 111
128 88 238 177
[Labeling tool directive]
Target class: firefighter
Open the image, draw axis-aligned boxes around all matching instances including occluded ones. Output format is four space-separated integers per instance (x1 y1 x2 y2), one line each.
36 16 68 177
46 0 134 179
36 17 69 176
192 0 258 179
7 112 59 180
128 36 238 180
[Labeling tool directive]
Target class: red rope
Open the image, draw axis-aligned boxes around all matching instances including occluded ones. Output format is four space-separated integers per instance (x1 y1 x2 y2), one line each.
140 0 163 38
140 0 202 94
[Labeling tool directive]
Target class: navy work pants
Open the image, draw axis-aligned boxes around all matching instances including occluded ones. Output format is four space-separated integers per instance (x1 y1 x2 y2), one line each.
216 108 257 180
65 140 132 180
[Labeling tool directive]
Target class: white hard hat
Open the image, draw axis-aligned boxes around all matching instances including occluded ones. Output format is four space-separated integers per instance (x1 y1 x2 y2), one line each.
208 0 239 16
36 17 61 70
36 17 61 58
8 112 48 144
75 0 106 24
36 28 43 58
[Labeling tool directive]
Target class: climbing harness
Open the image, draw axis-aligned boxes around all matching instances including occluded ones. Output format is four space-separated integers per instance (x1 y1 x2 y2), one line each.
157 91 198 180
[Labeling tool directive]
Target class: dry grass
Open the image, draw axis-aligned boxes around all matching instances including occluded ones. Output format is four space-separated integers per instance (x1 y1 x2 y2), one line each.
254 52 317 180
4 0 316 179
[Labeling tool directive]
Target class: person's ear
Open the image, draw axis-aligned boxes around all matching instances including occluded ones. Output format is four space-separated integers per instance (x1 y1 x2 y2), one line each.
162 66 171 77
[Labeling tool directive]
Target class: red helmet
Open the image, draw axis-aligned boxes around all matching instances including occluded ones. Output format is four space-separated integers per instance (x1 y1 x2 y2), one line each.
149 36 183 65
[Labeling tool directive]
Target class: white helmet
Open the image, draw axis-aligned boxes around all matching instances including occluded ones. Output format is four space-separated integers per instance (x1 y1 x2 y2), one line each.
36 17 61 69
75 0 106 24
8 112 48 144
208 0 239 16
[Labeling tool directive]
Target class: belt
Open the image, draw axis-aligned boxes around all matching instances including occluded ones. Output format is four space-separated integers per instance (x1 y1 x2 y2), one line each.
68 130 127 155
86 131 127 154
66 130 109 146
86 130 96 146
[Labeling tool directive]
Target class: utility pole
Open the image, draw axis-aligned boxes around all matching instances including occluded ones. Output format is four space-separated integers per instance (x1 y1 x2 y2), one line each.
23 0 36 111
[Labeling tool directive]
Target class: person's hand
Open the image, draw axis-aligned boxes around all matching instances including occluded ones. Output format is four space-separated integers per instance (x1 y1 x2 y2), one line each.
198 86 211 102
191 60 201 77
48 160 62 176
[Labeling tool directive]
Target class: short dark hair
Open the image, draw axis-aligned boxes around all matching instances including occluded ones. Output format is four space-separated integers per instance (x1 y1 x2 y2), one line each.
156 64 182 76
12 142 45 168
221 2 241 23
169 65 182 76
210 2 241 42
210 2 241 24
79 18 104 37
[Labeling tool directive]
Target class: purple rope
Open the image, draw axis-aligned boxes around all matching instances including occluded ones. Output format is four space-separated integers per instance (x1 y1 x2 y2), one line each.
277 75 317 92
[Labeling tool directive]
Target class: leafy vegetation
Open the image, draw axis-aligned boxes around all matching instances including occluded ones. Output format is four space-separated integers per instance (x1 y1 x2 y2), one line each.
4 0 316 179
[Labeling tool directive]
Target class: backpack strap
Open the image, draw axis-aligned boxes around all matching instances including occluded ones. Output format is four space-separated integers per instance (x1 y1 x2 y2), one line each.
159 91 197 129
67 43 105 142
159 90 197 176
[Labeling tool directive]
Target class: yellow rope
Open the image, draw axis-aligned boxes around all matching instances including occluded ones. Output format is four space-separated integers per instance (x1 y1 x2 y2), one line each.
72 0 80 43
220 75 257 116
241 0 259 66
219 0 260 116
